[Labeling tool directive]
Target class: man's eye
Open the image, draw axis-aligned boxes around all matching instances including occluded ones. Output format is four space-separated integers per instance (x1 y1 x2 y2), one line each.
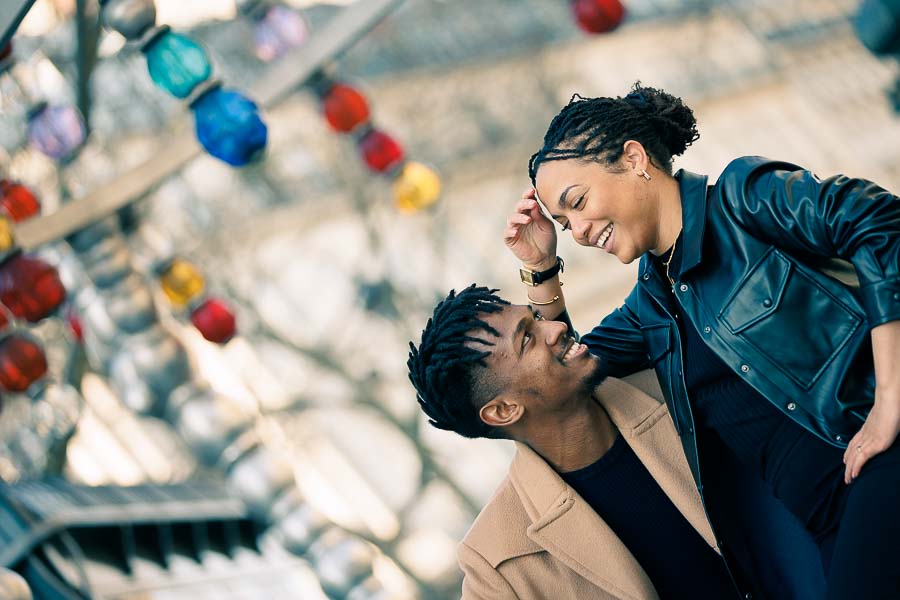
522 332 532 349
534 311 545 321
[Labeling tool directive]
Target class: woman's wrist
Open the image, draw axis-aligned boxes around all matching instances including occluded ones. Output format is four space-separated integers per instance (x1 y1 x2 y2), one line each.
524 257 558 272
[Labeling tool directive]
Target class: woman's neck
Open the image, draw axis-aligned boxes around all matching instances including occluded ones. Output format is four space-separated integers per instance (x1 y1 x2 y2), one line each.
651 175 683 256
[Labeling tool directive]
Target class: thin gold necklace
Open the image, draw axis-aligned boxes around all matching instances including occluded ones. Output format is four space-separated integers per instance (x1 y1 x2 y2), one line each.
662 235 678 286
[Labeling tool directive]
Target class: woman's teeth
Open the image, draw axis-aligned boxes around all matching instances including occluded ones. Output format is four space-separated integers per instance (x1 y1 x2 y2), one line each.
563 342 585 362
596 223 614 248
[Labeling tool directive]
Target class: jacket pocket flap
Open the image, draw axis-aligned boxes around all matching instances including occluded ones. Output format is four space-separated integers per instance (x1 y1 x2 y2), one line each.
640 323 672 364
720 249 792 334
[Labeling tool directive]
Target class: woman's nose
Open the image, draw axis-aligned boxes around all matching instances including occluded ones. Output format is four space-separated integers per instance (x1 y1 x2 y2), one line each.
572 219 591 243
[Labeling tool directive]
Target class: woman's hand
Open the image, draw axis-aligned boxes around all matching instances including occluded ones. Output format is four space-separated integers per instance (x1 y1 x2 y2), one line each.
844 320 900 483
843 393 900 484
504 188 558 270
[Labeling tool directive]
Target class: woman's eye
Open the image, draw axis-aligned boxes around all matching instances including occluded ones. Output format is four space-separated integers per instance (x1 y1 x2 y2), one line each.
572 194 585 209
561 222 571 231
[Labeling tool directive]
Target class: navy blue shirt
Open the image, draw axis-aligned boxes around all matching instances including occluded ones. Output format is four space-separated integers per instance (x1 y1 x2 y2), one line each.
560 433 735 599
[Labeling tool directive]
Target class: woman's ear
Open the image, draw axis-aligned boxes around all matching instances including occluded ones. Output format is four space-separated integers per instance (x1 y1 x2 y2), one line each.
622 140 649 172
480 394 524 429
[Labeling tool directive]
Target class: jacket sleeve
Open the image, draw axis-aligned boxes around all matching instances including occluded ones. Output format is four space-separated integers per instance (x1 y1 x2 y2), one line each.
579 285 650 378
458 541 518 599
719 156 900 328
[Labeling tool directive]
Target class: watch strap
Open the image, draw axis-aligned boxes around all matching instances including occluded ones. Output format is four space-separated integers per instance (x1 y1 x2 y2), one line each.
520 256 564 286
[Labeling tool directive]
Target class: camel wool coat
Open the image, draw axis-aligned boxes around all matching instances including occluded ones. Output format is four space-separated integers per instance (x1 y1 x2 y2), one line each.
457 372 722 600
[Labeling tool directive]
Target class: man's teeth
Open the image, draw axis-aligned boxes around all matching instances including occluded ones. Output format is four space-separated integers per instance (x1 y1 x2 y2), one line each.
563 342 584 362
596 223 614 248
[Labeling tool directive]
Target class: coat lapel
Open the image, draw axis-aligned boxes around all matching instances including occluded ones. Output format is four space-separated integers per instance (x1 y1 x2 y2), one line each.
508 374 717 600
598 377 718 549
510 442 659 600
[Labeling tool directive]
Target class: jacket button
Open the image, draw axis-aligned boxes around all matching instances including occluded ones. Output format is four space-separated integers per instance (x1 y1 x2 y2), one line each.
762 298 772 307
787 402 797 411
893 292 900 301
745 594 753 599
740 364 750 373
679 284 688 292
703 326 711 334
836 435 844 443
642 273 651 281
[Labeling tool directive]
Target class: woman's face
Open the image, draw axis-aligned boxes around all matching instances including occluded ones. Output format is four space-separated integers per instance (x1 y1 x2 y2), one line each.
533 157 660 264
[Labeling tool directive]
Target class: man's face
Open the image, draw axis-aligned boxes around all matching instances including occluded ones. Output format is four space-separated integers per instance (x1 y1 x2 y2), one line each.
475 304 602 421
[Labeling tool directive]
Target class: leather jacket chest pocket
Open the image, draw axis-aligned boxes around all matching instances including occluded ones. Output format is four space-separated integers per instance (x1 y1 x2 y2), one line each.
719 248 863 390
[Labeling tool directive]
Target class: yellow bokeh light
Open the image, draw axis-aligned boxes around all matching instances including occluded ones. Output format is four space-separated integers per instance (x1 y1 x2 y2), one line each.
160 257 205 306
393 161 441 214
0 217 15 252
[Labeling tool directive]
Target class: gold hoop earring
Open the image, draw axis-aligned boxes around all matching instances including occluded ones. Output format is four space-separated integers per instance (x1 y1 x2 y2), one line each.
640 169 651 181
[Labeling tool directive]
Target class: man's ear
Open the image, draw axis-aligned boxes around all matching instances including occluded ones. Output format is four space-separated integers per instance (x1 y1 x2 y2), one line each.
622 140 649 172
479 394 524 429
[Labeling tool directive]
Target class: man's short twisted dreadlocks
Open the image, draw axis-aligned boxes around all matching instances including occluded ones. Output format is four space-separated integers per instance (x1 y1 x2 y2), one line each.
408 285 509 439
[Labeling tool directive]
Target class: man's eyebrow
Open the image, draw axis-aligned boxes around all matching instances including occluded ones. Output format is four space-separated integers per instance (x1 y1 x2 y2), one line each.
550 184 580 218
512 313 530 356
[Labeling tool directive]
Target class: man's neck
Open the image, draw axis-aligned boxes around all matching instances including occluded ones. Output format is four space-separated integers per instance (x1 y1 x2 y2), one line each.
522 397 619 473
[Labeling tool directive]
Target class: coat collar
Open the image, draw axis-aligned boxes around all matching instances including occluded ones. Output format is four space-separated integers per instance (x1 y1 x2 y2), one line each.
507 375 716 599
639 169 710 282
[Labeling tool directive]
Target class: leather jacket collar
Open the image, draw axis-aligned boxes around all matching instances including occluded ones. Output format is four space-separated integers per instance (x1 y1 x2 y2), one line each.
638 169 710 283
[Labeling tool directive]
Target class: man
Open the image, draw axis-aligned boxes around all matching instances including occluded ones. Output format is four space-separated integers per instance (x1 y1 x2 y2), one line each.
408 286 822 599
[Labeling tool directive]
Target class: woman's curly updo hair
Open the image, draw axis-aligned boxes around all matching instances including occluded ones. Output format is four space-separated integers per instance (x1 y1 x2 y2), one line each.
528 82 700 183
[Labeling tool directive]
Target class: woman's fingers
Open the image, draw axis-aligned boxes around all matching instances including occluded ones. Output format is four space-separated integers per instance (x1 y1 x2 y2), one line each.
507 213 531 227
842 417 896 483
515 198 539 214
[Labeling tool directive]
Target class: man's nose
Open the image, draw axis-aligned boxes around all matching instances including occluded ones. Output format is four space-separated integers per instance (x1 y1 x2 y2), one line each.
543 319 568 346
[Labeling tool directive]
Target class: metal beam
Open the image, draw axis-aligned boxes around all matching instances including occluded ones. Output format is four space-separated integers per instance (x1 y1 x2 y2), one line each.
74 0 101 135
0 0 37 49
14 0 404 250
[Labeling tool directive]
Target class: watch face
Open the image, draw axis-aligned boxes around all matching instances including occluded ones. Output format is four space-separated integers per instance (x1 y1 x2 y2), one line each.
519 268 536 286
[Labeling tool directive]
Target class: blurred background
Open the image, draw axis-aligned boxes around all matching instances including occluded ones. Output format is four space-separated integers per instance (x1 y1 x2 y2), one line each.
0 0 898 598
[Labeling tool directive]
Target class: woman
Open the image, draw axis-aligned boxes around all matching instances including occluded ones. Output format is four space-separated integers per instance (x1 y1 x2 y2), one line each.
504 83 900 598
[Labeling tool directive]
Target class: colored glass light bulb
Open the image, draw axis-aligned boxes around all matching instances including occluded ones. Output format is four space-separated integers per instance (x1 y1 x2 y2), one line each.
571 0 625 34
0 334 48 392
254 4 309 62
0 180 41 222
322 83 369 133
27 104 86 160
393 161 442 213
102 0 157 40
0 254 66 323
190 297 236 344
160 258 205 306
358 129 404 173
193 87 268 166
0 217 14 253
143 29 212 99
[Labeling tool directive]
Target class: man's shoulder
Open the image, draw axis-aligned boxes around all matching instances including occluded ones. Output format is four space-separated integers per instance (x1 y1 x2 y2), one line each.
460 469 544 568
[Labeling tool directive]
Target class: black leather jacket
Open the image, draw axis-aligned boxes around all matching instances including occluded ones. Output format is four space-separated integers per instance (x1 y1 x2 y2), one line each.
581 156 900 486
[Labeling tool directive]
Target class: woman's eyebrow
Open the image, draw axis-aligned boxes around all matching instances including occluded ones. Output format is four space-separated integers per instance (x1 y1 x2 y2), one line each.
550 184 581 218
